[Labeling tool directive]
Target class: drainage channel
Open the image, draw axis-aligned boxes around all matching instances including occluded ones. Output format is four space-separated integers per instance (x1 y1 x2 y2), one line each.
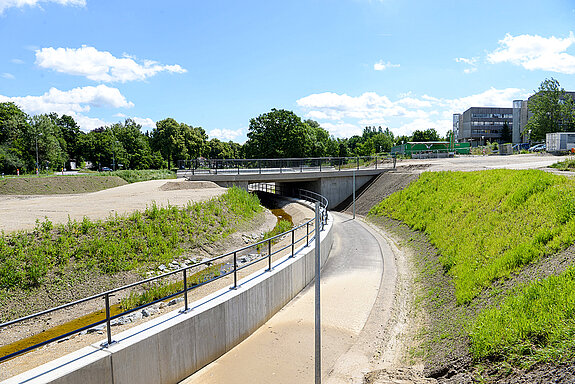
0 204 294 364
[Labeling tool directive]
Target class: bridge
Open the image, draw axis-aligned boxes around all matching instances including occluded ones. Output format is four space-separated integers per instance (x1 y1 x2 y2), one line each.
177 156 396 208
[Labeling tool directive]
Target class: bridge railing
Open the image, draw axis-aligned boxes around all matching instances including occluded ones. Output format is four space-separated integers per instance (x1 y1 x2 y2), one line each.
177 155 396 175
0 187 329 364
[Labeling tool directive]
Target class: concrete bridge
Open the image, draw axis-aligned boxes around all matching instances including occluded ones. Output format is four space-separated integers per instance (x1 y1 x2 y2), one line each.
177 157 396 209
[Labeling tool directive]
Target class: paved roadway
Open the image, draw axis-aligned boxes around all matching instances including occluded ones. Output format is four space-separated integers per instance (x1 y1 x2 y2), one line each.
399 153 567 172
180 212 393 384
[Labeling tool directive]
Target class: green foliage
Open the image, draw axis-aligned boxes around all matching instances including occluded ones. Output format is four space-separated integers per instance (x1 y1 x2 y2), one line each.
550 157 575 171
120 264 222 310
370 169 575 368
243 109 338 158
526 78 575 141
369 169 575 304
263 219 292 242
412 128 440 142
0 187 262 290
470 267 575 366
98 169 176 183
150 118 207 168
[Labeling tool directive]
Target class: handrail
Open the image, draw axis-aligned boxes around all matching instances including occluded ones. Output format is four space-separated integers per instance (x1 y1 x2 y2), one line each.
177 155 396 175
0 186 329 363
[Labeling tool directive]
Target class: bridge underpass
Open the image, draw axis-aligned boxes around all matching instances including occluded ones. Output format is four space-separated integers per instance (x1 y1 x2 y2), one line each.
178 157 395 209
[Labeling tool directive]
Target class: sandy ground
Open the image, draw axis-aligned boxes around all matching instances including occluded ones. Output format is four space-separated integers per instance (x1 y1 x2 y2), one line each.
180 213 432 384
397 152 567 173
0 179 227 233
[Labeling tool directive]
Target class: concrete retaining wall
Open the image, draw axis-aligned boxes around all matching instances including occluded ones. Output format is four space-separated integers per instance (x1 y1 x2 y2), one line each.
5 210 333 384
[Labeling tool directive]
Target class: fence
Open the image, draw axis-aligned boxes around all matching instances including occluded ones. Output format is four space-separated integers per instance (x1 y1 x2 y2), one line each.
0 185 328 364
177 155 395 175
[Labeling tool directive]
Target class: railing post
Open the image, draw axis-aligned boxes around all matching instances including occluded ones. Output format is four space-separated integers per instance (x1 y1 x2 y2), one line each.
268 239 272 271
291 229 295 258
356 157 359 170
306 221 309 246
183 268 189 311
319 159 322 172
375 155 377 169
259 160 261 174
233 251 238 289
237 162 240 175
105 293 113 347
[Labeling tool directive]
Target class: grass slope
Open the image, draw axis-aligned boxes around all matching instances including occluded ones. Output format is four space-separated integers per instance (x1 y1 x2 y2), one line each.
370 169 575 370
0 187 262 321
0 175 127 195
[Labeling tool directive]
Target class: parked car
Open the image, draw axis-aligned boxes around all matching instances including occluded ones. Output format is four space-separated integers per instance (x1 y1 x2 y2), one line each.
528 143 546 152
100 167 113 172
512 143 530 152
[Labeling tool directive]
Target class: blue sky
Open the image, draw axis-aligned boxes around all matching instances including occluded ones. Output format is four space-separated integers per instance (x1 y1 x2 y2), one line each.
1 0 574 142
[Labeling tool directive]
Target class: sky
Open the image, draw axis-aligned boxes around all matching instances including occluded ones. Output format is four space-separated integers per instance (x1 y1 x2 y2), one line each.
1 0 574 143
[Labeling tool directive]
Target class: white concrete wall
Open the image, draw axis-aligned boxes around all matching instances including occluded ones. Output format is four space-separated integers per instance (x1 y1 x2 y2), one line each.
4 213 333 384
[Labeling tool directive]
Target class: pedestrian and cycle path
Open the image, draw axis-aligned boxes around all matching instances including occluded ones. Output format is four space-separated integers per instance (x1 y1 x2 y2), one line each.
180 212 394 384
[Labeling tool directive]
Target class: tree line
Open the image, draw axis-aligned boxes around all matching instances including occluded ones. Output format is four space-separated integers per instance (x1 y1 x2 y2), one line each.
0 103 442 174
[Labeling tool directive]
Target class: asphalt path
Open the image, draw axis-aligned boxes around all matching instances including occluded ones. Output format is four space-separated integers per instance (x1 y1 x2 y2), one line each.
181 212 390 384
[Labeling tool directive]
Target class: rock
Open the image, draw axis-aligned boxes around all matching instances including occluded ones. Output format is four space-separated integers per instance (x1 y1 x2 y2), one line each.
158 264 167 271
142 304 160 317
87 324 106 333
168 297 184 306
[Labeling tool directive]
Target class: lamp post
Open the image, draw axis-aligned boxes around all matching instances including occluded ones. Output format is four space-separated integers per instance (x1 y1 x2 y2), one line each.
34 132 42 175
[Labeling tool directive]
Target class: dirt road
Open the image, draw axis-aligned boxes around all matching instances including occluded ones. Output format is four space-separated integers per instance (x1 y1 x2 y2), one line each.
0 179 226 233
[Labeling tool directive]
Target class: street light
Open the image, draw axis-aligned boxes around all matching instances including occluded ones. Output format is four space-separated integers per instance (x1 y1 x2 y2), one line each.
34 132 42 175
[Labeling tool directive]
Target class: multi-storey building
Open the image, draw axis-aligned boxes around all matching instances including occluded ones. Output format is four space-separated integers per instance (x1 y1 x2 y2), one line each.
453 107 513 146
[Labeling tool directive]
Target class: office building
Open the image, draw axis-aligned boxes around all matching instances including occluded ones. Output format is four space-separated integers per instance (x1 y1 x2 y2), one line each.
453 107 513 146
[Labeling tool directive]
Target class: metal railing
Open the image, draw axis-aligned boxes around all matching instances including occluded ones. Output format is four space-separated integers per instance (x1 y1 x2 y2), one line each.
177 155 396 175
0 187 329 363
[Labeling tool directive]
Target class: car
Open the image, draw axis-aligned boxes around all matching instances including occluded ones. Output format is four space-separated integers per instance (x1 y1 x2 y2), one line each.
528 144 546 152
100 167 113 172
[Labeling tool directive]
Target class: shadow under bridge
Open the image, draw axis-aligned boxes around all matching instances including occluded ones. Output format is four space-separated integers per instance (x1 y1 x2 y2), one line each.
179 157 394 209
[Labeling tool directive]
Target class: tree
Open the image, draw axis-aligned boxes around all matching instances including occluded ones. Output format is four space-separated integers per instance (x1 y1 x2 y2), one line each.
243 109 310 158
500 122 512 143
526 78 575 141
30 114 68 171
0 102 31 173
150 118 187 168
412 128 440 142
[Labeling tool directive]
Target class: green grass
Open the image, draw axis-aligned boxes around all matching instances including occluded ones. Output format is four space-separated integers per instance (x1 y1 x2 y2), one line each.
0 187 262 291
369 169 575 367
470 267 575 367
550 157 575 171
369 169 575 304
120 264 222 310
94 169 176 183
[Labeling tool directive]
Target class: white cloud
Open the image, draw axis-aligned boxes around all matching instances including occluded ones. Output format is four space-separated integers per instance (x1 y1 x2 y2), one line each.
455 57 478 74
132 117 156 129
1 73 15 79
374 60 400 71
0 0 85 14
487 32 575 74
0 85 133 131
35 46 187 83
209 128 243 141
10 58 25 64
73 114 110 132
297 87 527 138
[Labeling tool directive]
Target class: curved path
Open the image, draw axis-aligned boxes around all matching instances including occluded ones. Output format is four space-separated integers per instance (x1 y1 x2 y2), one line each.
181 212 397 384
